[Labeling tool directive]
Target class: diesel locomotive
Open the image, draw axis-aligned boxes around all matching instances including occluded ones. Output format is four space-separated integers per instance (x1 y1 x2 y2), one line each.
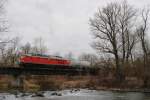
19 53 90 69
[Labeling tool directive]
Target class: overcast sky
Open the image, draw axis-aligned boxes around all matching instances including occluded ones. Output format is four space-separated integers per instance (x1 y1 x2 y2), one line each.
4 0 150 56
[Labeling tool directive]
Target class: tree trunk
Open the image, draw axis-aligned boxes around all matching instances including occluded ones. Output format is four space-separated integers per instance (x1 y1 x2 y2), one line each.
143 54 149 88
115 51 124 83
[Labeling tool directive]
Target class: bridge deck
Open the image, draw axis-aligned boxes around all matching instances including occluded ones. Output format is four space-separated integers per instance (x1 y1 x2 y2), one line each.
0 67 98 75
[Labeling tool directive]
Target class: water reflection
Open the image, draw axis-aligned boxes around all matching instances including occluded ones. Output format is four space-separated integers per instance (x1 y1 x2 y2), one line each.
109 92 150 100
0 89 150 100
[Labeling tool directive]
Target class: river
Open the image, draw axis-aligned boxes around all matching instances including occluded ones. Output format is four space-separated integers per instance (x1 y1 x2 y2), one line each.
0 89 150 100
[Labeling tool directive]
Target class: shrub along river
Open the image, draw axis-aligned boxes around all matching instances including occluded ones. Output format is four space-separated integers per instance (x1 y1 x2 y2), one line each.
0 89 150 100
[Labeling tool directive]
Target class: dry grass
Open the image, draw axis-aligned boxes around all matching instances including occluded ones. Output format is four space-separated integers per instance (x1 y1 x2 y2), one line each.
23 75 99 91
0 74 147 91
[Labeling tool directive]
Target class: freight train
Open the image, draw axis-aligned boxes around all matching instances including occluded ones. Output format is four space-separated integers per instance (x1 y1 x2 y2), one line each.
19 53 90 69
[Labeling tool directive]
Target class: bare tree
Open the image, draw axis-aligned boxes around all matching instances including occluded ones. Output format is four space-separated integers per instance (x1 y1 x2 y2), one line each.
118 1 137 64
21 42 31 54
0 0 13 66
64 52 75 60
32 37 48 55
6 37 21 66
0 0 7 33
137 8 150 87
78 53 98 67
90 1 137 82
0 37 21 66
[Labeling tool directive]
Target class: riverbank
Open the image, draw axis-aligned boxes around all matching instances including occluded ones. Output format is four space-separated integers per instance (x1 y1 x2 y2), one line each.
0 75 149 93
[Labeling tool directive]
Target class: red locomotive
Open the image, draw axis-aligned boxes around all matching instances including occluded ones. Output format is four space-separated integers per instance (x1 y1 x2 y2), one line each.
19 53 71 69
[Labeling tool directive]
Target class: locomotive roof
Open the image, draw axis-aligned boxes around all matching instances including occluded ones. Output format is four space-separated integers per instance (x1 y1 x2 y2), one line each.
23 53 64 59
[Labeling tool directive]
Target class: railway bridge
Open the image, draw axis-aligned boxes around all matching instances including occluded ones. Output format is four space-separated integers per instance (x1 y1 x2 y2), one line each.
0 66 98 89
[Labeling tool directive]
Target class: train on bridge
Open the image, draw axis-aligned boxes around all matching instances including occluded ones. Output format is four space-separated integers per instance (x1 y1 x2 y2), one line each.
19 53 91 70
0 53 98 75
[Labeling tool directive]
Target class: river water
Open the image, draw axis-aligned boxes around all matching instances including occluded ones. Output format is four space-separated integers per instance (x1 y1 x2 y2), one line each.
0 89 150 100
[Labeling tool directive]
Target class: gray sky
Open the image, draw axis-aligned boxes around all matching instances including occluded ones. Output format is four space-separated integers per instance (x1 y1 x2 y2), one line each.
4 0 150 56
